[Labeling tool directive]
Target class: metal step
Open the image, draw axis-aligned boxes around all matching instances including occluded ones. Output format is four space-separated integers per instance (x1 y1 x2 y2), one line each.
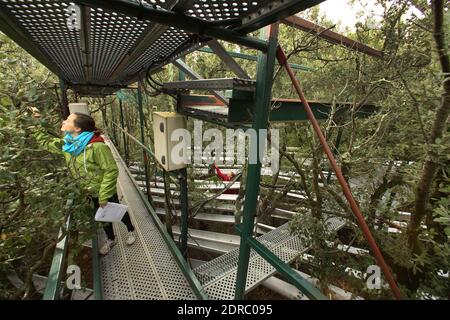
186 238 237 255
155 207 235 224
151 195 236 213
135 180 241 191
145 186 239 202
193 217 346 300
172 226 241 247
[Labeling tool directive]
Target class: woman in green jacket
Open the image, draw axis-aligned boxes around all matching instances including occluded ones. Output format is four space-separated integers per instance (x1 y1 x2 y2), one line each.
33 111 135 255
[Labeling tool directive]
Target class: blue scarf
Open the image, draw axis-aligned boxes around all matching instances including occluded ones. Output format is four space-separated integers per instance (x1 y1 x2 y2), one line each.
62 131 95 156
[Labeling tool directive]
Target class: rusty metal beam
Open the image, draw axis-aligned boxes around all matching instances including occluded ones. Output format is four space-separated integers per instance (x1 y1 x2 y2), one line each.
282 15 383 58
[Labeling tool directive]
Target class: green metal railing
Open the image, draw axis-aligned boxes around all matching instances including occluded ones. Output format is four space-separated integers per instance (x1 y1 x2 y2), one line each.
91 218 103 300
43 197 74 300
43 195 103 300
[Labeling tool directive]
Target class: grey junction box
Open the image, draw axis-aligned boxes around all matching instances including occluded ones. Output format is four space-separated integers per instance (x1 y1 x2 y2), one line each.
152 112 188 171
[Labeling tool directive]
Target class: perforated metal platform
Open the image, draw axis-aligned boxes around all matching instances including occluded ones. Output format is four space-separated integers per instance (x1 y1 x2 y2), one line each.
100 139 198 300
193 217 346 300
0 0 324 94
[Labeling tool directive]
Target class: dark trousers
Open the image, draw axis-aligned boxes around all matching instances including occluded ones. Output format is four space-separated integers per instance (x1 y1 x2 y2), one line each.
90 193 135 240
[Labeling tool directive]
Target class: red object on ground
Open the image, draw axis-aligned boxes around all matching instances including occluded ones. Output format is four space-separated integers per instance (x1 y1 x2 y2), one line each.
213 163 238 194
215 164 232 181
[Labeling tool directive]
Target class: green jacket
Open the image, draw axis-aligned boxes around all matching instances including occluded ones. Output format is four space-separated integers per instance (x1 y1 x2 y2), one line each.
33 126 118 204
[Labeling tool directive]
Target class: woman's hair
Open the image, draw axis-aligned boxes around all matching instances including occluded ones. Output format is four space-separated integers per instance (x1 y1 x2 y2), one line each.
73 112 96 132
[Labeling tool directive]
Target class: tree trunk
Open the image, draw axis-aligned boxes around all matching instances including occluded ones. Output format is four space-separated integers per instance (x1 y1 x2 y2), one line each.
408 0 450 253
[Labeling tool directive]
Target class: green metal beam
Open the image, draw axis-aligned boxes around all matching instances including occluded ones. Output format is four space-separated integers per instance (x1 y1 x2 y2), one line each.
178 57 186 82
246 236 328 300
59 79 70 120
234 24 280 300
137 83 152 203
75 0 269 52
178 168 189 258
110 101 118 145
91 222 103 300
111 121 156 160
198 47 315 72
43 197 74 300
177 107 250 131
118 98 129 165
208 40 251 79
178 94 378 124
177 63 189 259
237 0 327 34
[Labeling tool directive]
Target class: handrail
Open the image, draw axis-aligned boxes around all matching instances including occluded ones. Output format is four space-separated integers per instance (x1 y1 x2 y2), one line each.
43 195 74 300
110 120 157 163
91 219 103 300
43 195 103 300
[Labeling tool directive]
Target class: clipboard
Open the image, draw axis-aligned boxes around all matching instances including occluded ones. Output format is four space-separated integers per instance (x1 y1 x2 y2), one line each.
95 202 128 222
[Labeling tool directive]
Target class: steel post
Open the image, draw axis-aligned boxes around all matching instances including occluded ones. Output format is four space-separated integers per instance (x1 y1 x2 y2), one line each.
178 168 189 258
110 100 118 145
234 23 279 300
137 82 152 203
59 79 70 120
119 98 129 165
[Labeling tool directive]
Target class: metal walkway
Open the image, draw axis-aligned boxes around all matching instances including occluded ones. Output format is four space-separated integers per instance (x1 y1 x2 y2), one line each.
193 217 346 300
100 138 200 300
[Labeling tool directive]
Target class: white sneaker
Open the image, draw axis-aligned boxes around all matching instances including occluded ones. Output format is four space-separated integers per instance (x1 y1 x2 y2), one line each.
99 239 116 255
126 231 136 245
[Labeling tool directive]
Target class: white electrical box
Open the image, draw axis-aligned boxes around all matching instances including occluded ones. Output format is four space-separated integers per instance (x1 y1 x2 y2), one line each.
152 112 188 171
69 102 90 115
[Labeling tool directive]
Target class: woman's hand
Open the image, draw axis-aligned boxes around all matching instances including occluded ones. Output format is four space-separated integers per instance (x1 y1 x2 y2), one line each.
27 106 41 120
27 107 41 121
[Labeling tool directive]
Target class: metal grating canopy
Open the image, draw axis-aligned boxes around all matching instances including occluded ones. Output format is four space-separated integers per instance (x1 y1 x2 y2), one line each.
0 0 324 95
90 7 149 82
0 1 85 82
